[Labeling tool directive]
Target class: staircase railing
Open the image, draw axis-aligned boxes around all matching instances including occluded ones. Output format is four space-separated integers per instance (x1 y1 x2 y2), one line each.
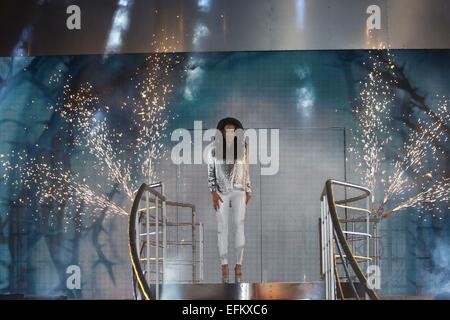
129 182 203 300
320 179 380 300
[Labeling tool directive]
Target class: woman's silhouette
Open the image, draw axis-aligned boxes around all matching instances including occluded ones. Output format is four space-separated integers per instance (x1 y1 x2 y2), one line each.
207 117 252 283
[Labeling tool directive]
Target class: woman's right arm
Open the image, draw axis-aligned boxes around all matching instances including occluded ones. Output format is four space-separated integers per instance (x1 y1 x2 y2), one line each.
207 148 218 193
207 147 223 210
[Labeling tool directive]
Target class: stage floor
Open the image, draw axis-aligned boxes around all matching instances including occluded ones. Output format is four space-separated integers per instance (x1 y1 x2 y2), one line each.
148 281 325 300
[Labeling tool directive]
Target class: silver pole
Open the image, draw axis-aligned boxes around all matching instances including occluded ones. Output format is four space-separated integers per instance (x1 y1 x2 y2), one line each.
162 184 166 284
136 203 141 262
155 196 159 300
323 198 328 299
366 196 370 272
135 199 141 300
366 196 370 300
192 208 196 282
324 198 330 299
145 191 150 286
328 203 335 300
199 222 204 282
321 198 326 298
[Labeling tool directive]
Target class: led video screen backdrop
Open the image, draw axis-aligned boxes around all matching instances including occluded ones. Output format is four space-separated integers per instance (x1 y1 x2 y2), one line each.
0 50 449 298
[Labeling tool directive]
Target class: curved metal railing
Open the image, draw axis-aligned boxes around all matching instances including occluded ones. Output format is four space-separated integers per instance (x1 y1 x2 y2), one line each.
129 183 157 300
129 182 202 300
320 179 380 300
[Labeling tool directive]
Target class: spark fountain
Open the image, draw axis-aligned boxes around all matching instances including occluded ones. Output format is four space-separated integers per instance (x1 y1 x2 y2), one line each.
0 45 185 231
349 46 449 222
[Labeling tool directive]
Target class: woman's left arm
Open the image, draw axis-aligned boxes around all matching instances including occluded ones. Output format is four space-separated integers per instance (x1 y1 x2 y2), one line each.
244 145 252 204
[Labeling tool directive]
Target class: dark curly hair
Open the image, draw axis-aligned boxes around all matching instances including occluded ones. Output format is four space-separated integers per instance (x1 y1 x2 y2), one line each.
215 117 245 161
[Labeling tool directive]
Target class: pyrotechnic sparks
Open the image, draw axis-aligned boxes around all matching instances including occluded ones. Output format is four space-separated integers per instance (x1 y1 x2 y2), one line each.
349 47 449 220
380 99 449 218
0 43 185 228
60 82 134 200
16 154 129 216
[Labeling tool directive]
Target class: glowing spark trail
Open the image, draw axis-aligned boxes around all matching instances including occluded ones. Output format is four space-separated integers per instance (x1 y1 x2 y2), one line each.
349 46 449 221
0 39 185 226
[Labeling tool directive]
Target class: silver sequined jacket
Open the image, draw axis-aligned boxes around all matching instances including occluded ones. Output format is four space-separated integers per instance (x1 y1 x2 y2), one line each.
207 145 252 195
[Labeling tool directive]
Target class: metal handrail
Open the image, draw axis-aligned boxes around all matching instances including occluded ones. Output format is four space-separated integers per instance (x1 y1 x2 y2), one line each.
320 179 379 300
129 182 202 300
140 197 195 210
129 183 154 300
321 179 370 204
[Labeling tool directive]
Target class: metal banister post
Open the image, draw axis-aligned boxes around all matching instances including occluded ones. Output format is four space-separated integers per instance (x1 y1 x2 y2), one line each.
155 196 159 300
162 183 166 284
328 202 335 300
366 195 370 300
134 198 141 300
199 222 204 282
192 207 196 282
145 192 150 290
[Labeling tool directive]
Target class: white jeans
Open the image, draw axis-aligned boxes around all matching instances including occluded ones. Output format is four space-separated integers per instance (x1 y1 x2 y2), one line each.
216 189 246 265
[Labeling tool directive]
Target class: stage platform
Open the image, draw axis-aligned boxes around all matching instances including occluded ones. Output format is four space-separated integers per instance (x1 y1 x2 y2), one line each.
148 282 325 300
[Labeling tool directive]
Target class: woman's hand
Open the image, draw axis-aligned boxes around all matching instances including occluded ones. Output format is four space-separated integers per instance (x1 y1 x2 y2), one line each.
211 191 223 211
245 193 251 205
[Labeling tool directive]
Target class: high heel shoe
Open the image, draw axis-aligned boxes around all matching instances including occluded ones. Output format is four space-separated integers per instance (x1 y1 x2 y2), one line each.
222 264 229 283
235 264 242 283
